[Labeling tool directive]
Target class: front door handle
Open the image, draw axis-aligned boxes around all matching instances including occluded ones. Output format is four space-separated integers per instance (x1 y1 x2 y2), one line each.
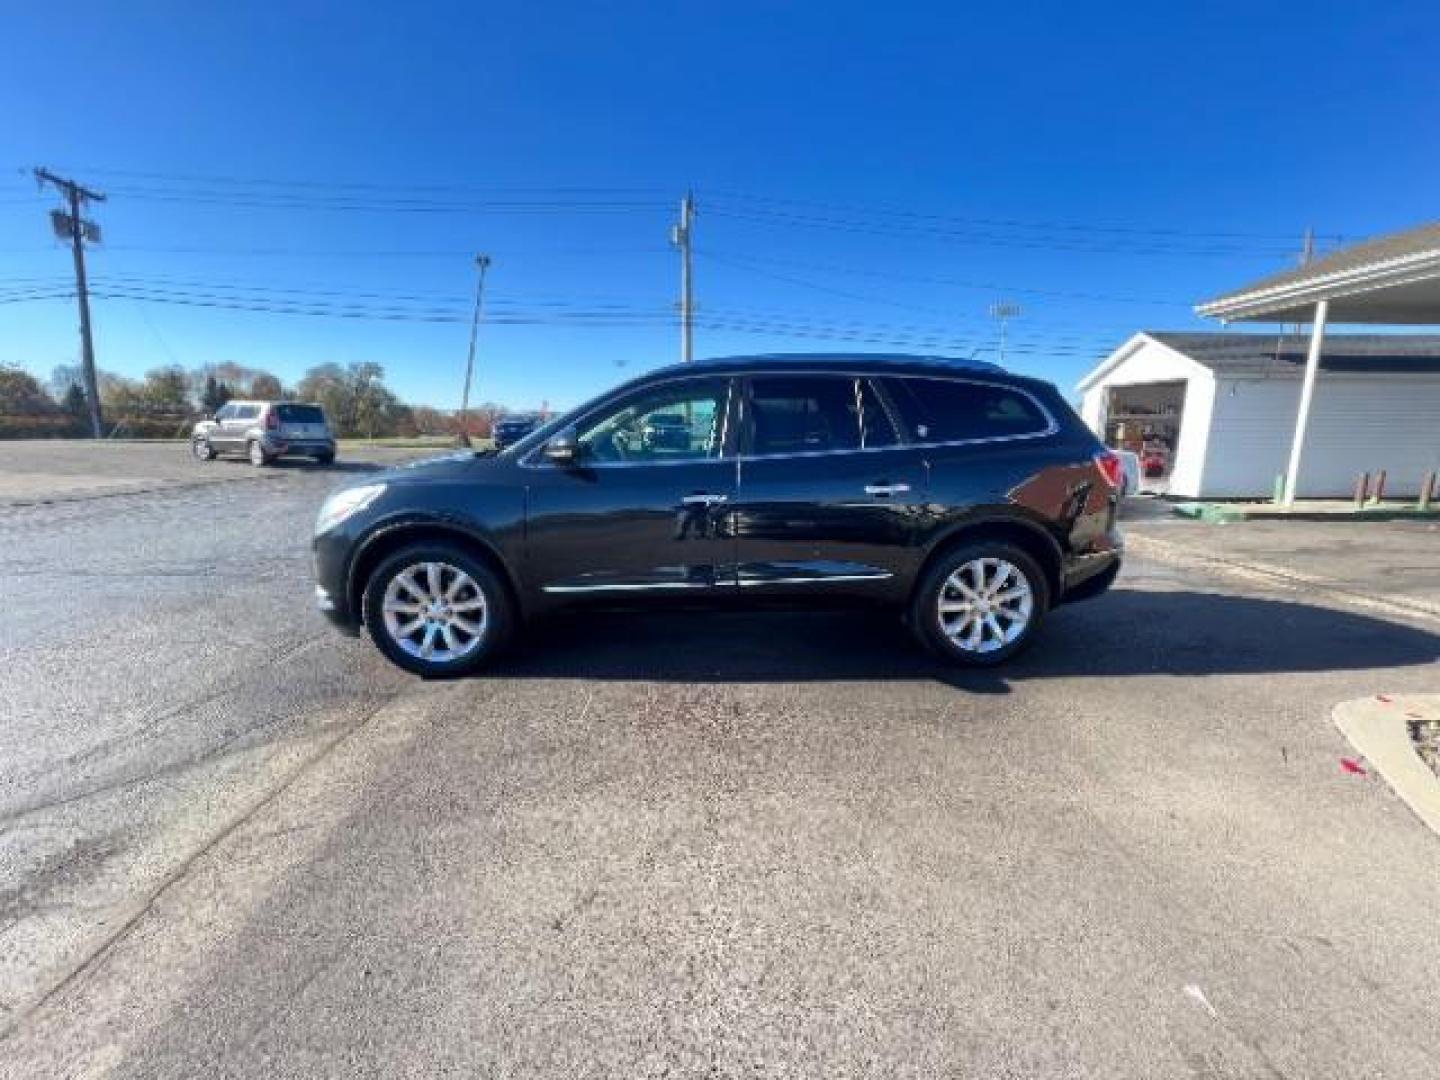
864 482 911 497
681 493 729 507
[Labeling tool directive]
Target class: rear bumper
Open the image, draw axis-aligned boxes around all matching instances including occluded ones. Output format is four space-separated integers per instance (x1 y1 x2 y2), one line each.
1061 553 1121 603
262 435 335 456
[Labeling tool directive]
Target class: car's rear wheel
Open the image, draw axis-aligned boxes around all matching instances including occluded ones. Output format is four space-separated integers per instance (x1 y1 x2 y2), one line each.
362 544 514 677
248 440 271 467
314 451 335 466
911 541 1049 666
192 437 215 461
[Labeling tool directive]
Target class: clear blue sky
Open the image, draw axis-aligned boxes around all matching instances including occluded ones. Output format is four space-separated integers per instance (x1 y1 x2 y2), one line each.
3 1 1438 410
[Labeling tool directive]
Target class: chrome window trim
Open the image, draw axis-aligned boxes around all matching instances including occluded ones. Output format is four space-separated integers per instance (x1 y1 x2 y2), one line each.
519 375 736 470
520 369 1055 468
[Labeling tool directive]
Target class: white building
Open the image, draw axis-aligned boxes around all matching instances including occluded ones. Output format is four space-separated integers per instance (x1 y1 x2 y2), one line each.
1077 332 1440 499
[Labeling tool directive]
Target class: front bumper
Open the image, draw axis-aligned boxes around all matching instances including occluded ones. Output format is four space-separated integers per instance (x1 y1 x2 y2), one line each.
313 528 361 634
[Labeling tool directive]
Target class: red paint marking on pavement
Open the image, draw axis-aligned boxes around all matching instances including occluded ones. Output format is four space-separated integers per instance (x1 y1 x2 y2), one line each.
1340 758 1368 777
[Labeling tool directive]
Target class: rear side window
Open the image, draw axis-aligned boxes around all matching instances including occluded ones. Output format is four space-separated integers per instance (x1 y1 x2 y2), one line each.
884 377 1051 443
277 404 326 424
747 376 897 455
232 404 260 421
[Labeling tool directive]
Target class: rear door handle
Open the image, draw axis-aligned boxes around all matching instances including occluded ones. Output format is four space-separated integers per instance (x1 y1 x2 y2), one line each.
864 482 911 497
681 493 729 507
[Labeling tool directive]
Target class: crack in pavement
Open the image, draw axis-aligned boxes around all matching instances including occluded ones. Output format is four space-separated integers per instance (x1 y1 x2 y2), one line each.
0 682 414 1038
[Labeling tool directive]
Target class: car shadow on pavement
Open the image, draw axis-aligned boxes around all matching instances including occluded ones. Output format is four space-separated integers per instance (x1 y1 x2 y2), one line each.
489 588 1440 691
211 458 386 475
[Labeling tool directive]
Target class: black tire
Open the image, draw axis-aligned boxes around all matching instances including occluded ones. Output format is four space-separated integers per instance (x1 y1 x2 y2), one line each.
362 543 515 678
248 440 271 467
192 437 216 461
314 452 336 466
910 541 1050 666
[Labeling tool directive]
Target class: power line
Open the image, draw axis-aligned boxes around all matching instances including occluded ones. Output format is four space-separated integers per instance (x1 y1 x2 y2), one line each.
91 185 669 216
86 272 660 308
6 244 673 259
0 289 76 305
34 165 668 197
701 189 1344 244
695 249 1191 307
78 277 1121 342
702 205 1307 257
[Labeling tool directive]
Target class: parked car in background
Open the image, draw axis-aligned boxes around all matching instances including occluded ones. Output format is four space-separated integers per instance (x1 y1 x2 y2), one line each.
192 401 336 466
493 415 539 450
313 354 1123 677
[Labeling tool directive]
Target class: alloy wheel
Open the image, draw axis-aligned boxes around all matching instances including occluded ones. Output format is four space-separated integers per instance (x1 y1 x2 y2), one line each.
937 557 1034 654
381 561 489 663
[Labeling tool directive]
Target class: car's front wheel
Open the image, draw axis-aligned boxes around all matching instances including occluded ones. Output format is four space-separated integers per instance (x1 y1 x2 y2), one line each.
248 440 271 467
911 541 1049 666
192 437 215 461
362 544 514 677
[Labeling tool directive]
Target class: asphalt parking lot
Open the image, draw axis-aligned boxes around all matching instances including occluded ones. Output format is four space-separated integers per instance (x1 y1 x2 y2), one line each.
2 444 1440 1078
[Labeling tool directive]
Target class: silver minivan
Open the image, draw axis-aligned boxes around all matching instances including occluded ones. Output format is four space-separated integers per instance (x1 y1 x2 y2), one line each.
192 401 337 466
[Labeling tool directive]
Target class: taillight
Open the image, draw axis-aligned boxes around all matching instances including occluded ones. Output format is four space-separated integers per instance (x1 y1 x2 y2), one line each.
265 409 279 430
1094 450 1124 490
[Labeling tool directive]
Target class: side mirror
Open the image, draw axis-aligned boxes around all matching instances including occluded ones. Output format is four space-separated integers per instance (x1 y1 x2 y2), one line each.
543 427 580 466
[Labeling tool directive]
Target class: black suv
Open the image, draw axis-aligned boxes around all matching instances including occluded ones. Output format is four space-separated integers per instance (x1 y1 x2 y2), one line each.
313 354 1123 676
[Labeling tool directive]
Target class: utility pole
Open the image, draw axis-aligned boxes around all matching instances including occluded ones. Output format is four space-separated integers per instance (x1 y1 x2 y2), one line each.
989 301 1022 366
670 191 695 362
457 254 491 447
35 168 106 438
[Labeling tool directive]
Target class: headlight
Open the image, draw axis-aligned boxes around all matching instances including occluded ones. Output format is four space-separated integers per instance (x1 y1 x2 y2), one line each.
315 483 386 535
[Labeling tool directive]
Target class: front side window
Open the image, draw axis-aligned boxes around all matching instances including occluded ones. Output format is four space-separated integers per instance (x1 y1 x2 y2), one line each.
885 377 1050 443
214 404 236 420
575 378 729 464
232 404 260 421
748 375 897 456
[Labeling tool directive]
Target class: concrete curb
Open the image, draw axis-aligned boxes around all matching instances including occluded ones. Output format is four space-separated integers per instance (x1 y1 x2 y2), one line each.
0 473 284 510
1125 532 1440 627
1171 502 1440 524
1334 695 1440 838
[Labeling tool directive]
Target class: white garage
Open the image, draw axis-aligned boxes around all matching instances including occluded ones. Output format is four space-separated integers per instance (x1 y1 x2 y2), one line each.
1078 332 1440 500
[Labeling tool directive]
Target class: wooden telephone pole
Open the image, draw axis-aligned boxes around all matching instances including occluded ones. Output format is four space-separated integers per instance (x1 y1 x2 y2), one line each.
35 168 106 438
671 192 695 362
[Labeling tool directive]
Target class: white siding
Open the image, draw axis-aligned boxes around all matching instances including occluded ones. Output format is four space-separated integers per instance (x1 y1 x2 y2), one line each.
1167 373 1214 499
1077 337 1215 499
1203 373 1440 498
